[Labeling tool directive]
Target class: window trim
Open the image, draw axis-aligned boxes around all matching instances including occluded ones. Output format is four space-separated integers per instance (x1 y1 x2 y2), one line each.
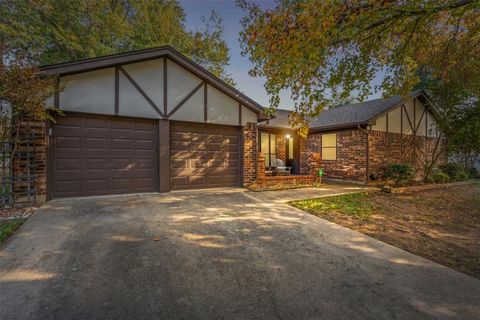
321 133 337 161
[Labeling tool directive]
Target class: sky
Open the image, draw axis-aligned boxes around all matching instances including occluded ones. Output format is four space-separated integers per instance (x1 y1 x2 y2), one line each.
180 0 295 109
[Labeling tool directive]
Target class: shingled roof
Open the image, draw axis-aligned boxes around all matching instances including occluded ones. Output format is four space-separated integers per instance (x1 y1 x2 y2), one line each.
263 91 428 131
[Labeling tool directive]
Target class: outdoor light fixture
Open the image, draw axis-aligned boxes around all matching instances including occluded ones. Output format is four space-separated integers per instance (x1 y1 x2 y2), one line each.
285 134 291 139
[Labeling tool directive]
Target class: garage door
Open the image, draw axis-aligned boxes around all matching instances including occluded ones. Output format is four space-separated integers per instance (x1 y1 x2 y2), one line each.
170 122 240 190
51 113 158 199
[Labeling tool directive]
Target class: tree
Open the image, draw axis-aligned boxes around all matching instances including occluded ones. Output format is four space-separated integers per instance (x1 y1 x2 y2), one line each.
0 0 234 84
0 60 60 162
238 0 480 132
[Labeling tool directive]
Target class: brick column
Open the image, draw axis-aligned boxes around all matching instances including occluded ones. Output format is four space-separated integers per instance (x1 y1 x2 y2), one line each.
309 152 322 182
242 123 257 185
257 152 266 183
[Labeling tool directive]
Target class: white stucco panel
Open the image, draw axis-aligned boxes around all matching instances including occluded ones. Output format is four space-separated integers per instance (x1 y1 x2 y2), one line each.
415 101 427 136
388 106 402 134
119 72 161 119
167 59 202 113
241 106 258 126
207 85 239 126
402 100 415 135
59 68 115 114
371 114 387 132
122 59 164 110
170 89 204 123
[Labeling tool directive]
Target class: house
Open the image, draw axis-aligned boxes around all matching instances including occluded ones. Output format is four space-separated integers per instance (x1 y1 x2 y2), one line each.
260 91 447 184
13 47 446 203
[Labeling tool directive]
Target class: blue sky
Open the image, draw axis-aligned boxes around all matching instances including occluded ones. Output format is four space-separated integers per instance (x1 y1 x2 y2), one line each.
180 0 295 109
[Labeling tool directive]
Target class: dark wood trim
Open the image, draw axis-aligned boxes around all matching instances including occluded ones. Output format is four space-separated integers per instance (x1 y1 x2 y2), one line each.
119 66 164 118
238 127 244 186
403 104 414 132
204 82 208 122
413 98 416 130
239 103 242 126
114 66 119 115
365 130 369 183
166 82 204 118
158 119 170 192
46 119 53 201
401 104 404 161
415 108 427 133
54 79 60 108
163 58 167 115
385 112 389 133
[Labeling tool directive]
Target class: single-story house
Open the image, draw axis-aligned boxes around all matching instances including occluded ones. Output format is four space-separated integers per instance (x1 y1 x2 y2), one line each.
13 46 446 203
260 91 447 184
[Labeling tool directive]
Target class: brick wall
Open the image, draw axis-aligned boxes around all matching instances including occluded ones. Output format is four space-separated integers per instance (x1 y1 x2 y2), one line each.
276 134 286 163
243 123 257 184
322 129 368 182
301 129 368 182
368 130 447 179
13 117 47 204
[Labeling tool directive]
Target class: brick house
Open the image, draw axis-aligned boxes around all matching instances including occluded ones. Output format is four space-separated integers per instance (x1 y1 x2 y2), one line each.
261 91 447 184
14 47 446 204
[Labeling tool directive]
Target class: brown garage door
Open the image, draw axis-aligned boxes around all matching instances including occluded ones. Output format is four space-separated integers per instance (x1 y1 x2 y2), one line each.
170 122 240 190
51 113 158 199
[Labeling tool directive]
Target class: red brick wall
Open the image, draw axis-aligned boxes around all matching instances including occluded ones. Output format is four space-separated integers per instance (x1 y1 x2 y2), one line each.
301 129 368 182
243 123 257 184
13 118 47 204
276 134 286 163
368 130 447 179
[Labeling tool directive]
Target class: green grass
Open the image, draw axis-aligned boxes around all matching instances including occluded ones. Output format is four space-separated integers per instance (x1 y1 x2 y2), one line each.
290 193 376 219
0 220 24 244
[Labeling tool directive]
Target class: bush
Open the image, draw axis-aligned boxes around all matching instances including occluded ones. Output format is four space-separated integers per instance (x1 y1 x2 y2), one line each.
439 163 469 181
385 163 415 186
432 171 450 183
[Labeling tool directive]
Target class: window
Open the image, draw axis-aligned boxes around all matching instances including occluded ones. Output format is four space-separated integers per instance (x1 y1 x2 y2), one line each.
322 133 337 160
260 132 277 167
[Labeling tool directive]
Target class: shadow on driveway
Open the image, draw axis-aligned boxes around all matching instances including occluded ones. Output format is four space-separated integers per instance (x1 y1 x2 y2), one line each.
1 188 479 319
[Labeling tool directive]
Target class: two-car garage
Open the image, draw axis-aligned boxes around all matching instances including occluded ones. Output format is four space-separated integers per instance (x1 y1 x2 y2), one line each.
44 47 261 200
50 113 242 198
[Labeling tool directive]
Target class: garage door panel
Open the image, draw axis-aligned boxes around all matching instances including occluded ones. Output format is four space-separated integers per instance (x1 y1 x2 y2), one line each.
52 114 158 198
170 121 240 190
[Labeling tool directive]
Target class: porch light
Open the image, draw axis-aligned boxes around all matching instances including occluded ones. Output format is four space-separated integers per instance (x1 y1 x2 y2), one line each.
285 134 291 139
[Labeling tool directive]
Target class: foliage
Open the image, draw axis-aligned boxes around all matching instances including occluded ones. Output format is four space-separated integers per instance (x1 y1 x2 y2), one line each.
384 163 415 186
291 193 375 219
238 0 480 134
431 171 450 184
0 220 23 244
0 61 59 140
439 163 469 181
0 0 234 84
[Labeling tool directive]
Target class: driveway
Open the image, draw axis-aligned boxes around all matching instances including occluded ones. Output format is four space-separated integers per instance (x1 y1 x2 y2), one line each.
1 188 479 320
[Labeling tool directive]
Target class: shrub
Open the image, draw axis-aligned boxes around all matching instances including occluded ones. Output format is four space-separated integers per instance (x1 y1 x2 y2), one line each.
439 163 469 181
432 171 450 183
385 163 415 186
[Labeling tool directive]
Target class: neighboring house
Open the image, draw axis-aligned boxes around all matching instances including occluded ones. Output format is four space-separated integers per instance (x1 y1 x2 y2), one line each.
13 47 446 203
262 91 447 183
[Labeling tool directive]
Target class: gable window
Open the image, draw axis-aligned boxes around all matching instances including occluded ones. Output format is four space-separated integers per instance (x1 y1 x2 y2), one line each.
322 133 337 160
260 132 277 167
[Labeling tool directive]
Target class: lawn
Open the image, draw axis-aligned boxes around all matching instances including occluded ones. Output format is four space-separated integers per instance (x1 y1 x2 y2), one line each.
291 181 480 279
0 220 24 244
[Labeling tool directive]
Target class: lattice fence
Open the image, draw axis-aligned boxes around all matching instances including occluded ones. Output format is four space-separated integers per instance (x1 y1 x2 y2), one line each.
0 137 37 208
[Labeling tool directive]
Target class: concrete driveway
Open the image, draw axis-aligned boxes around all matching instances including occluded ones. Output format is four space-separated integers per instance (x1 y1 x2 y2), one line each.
1 188 479 320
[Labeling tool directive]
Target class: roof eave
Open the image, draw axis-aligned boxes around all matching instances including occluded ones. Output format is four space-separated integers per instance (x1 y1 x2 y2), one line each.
309 122 369 133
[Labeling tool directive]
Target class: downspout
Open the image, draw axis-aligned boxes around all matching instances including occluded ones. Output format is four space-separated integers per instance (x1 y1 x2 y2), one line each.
358 124 369 184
